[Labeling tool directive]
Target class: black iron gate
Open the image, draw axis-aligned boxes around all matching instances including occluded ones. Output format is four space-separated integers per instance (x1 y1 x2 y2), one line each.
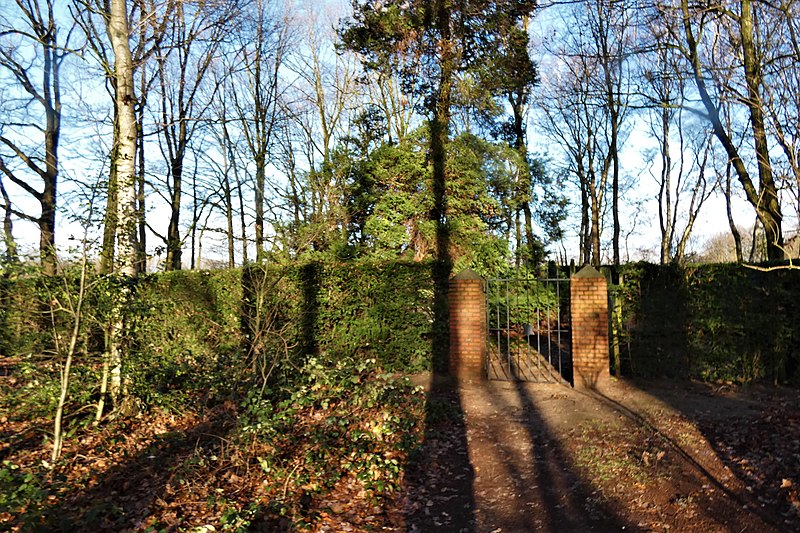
486 276 572 383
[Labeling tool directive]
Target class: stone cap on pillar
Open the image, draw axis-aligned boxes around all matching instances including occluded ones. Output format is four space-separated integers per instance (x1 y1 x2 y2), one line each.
573 265 603 279
451 268 483 281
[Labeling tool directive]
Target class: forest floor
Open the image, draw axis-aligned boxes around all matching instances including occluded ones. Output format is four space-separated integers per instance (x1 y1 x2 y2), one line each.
403 375 800 532
2 369 800 532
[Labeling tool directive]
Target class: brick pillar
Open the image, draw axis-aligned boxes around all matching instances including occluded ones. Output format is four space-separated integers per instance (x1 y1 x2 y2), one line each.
570 265 610 388
449 269 486 380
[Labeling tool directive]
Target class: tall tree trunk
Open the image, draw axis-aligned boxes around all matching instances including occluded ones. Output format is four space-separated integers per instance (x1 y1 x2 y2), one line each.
136 63 147 273
107 0 139 412
191 171 197 269
658 102 672 264
740 0 783 260
601 64 621 266
109 0 138 277
579 175 590 265
38 4 60 276
224 177 235 268
165 152 184 270
219 130 235 267
590 187 601 266
725 163 744 262
522 202 535 264
610 121 620 266
41 112 58 275
510 91 537 266
236 172 248 265
99 154 118 275
255 156 265 262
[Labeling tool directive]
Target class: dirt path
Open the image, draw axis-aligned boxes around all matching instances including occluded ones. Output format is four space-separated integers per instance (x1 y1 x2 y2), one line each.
402 375 800 533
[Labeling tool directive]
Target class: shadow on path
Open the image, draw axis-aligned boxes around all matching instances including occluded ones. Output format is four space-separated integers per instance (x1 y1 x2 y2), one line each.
403 373 476 532
589 378 793 532
465 381 627 532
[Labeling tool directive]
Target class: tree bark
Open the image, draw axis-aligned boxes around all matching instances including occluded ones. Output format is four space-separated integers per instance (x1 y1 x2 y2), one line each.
41 31 59 276
109 0 139 277
739 0 783 260
107 0 139 412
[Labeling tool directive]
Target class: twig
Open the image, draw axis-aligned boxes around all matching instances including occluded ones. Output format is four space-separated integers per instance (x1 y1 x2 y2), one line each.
281 460 303 501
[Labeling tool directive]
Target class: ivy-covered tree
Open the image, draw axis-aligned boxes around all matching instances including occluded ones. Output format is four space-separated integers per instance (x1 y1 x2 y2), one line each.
341 1 538 372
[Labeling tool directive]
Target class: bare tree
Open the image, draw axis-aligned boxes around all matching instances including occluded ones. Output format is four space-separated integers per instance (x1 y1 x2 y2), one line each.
227 0 291 262
361 63 417 145
533 1 635 266
93 0 140 414
586 0 636 266
662 0 785 260
641 15 716 264
147 0 236 270
535 15 607 265
282 5 360 252
0 0 76 274
759 2 800 237
74 0 171 274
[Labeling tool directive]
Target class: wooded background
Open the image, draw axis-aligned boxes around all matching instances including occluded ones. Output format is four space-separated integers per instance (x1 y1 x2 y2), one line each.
2 0 799 274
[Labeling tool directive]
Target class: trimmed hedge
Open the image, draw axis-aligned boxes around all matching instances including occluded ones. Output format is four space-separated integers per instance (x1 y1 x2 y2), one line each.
615 262 800 385
0 260 437 404
4 259 798 396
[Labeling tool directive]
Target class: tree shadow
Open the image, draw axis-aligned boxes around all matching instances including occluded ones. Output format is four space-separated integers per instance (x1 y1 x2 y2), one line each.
586 379 790 531
402 249 477 531
616 264 690 378
473 381 627 532
402 373 476 532
0 420 50 462
22 403 238 532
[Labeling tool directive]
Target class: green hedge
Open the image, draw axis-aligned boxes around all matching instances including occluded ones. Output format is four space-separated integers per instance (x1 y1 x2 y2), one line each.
615 262 800 385
117 260 436 402
283 260 435 371
0 260 437 405
5 258 797 396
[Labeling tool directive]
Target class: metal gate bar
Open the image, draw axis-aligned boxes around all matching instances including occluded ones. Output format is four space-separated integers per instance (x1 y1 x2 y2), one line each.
486 276 572 383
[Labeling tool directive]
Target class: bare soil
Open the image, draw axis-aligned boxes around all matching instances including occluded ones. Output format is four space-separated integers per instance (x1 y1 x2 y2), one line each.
401 375 800 533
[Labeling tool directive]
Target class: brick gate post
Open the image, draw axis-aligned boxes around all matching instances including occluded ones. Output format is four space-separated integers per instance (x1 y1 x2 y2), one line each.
570 265 610 388
449 269 486 380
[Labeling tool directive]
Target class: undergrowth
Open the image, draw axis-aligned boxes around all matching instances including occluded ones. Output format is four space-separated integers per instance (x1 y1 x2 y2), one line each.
234 357 426 529
0 356 427 531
